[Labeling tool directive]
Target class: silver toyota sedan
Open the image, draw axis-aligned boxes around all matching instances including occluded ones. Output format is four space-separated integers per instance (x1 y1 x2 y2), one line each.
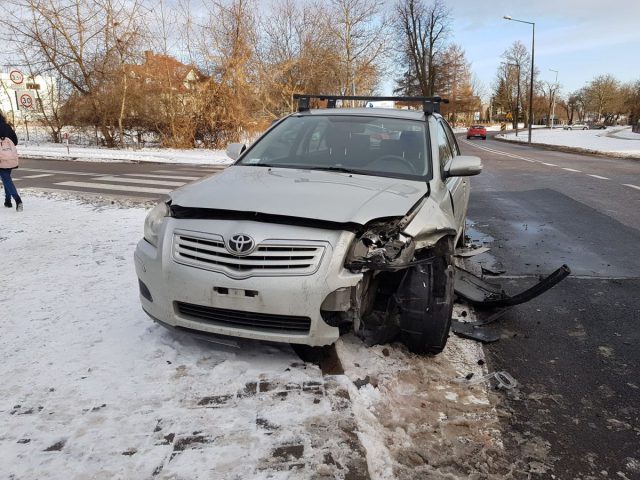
134 96 482 354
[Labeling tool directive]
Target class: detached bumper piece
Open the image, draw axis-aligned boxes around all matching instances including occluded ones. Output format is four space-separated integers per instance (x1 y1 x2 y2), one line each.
454 264 571 308
451 264 571 343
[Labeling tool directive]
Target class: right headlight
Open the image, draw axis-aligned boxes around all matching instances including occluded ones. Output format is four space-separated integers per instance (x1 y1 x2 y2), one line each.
144 201 170 247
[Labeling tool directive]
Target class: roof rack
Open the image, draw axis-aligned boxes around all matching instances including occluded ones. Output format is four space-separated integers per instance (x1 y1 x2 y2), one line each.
292 94 449 114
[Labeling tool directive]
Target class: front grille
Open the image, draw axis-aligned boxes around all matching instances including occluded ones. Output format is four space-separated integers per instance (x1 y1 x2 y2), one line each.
176 302 311 334
172 231 326 278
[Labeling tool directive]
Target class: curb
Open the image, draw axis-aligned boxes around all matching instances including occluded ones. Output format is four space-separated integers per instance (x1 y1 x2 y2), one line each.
492 135 640 161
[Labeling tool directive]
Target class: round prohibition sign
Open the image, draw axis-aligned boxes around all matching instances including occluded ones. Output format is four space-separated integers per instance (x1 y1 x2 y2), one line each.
9 70 24 85
19 93 34 109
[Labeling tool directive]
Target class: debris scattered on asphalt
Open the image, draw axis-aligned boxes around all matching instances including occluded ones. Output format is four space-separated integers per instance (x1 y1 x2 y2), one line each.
455 246 491 257
455 371 518 390
454 264 571 308
451 320 500 343
481 266 506 276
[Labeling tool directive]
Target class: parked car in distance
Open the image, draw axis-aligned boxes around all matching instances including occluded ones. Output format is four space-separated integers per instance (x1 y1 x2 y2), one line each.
588 122 607 130
563 122 589 130
134 94 482 355
466 125 487 140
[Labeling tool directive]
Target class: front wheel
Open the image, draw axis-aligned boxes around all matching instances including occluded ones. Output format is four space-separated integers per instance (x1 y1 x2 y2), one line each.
467 136 470 139
397 239 455 355
482 136 486 140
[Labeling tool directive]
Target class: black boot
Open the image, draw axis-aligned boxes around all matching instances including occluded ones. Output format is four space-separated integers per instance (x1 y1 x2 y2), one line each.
14 196 22 212
4 198 11 208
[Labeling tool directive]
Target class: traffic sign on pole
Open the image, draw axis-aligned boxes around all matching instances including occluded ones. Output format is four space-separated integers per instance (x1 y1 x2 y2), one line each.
8 69 24 88
16 90 35 109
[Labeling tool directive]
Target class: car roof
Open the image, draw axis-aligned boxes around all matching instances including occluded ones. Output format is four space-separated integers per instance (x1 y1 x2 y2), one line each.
298 108 432 121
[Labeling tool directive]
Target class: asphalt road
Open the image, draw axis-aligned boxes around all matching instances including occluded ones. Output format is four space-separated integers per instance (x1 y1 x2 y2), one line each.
459 133 640 479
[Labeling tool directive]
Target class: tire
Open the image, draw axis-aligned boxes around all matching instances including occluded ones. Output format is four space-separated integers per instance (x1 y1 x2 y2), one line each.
397 239 455 355
466 136 470 139
583 127 588 130
482 136 486 140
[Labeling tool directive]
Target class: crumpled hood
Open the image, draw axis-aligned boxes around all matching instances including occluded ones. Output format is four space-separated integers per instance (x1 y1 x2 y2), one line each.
170 166 429 225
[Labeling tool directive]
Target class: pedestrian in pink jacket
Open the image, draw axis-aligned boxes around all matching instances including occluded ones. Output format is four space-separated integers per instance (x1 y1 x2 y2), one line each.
0 112 22 211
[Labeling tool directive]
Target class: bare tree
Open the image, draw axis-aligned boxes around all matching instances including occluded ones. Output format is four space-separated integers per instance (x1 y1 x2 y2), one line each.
538 80 561 127
583 74 622 124
492 41 533 128
328 0 391 98
6 0 147 147
395 0 451 97
256 0 341 116
623 79 640 130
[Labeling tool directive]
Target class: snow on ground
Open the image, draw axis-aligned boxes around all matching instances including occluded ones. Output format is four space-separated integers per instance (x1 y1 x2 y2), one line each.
17 142 234 165
1 192 509 479
497 126 640 158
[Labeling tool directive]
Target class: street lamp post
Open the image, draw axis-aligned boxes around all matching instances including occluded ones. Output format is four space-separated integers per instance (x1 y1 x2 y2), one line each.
503 15 535 144
549 69 558 128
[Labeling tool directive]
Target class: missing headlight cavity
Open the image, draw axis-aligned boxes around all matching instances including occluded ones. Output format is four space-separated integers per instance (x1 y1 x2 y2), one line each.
345 197 427 272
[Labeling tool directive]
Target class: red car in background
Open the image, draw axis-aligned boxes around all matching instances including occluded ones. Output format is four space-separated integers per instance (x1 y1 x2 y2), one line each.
467 125 487 140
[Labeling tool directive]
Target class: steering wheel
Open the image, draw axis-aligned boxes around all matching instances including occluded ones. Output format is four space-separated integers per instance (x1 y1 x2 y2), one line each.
372 155 418 175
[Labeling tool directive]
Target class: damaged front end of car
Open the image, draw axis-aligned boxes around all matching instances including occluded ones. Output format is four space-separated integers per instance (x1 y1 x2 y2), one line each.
320 197 458 354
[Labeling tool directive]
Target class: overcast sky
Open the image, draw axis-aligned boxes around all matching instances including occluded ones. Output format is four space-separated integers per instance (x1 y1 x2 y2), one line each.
434 0 640 100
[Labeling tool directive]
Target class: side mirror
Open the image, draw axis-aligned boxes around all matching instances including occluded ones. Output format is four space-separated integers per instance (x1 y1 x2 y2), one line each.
226 143 246 161
444 155 482 178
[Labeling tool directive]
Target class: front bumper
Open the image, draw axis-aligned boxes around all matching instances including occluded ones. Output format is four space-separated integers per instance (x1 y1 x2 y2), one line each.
134 218 361 346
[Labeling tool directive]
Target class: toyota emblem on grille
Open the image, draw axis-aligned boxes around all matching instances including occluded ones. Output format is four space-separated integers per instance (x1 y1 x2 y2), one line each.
227 234 255 255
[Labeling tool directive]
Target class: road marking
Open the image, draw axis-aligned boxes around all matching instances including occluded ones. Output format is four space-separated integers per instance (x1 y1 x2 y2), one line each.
588 174 610 180
93 176 186 187
541 162 557 167
153 167 226 173
21 173 55 179
460 139 538 163
25 187 158 202
562 168 582 172
623 184 640 191
18 167 108 176
56 181 172 194
123 173 201 180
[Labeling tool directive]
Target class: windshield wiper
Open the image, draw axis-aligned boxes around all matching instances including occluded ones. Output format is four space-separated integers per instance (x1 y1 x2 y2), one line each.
311 166 362 174
241 162 279 168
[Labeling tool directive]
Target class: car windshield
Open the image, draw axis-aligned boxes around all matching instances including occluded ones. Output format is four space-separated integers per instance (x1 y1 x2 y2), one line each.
237 115 430 180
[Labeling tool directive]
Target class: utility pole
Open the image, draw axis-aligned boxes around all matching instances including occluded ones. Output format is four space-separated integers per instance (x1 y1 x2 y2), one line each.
504 16 536 144
549 69 558 128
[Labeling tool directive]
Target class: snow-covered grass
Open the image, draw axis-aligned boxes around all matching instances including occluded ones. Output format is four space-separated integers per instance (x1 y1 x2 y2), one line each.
0 193 362 479
1 192 506 478
17 141 233 165
497 126 640 158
